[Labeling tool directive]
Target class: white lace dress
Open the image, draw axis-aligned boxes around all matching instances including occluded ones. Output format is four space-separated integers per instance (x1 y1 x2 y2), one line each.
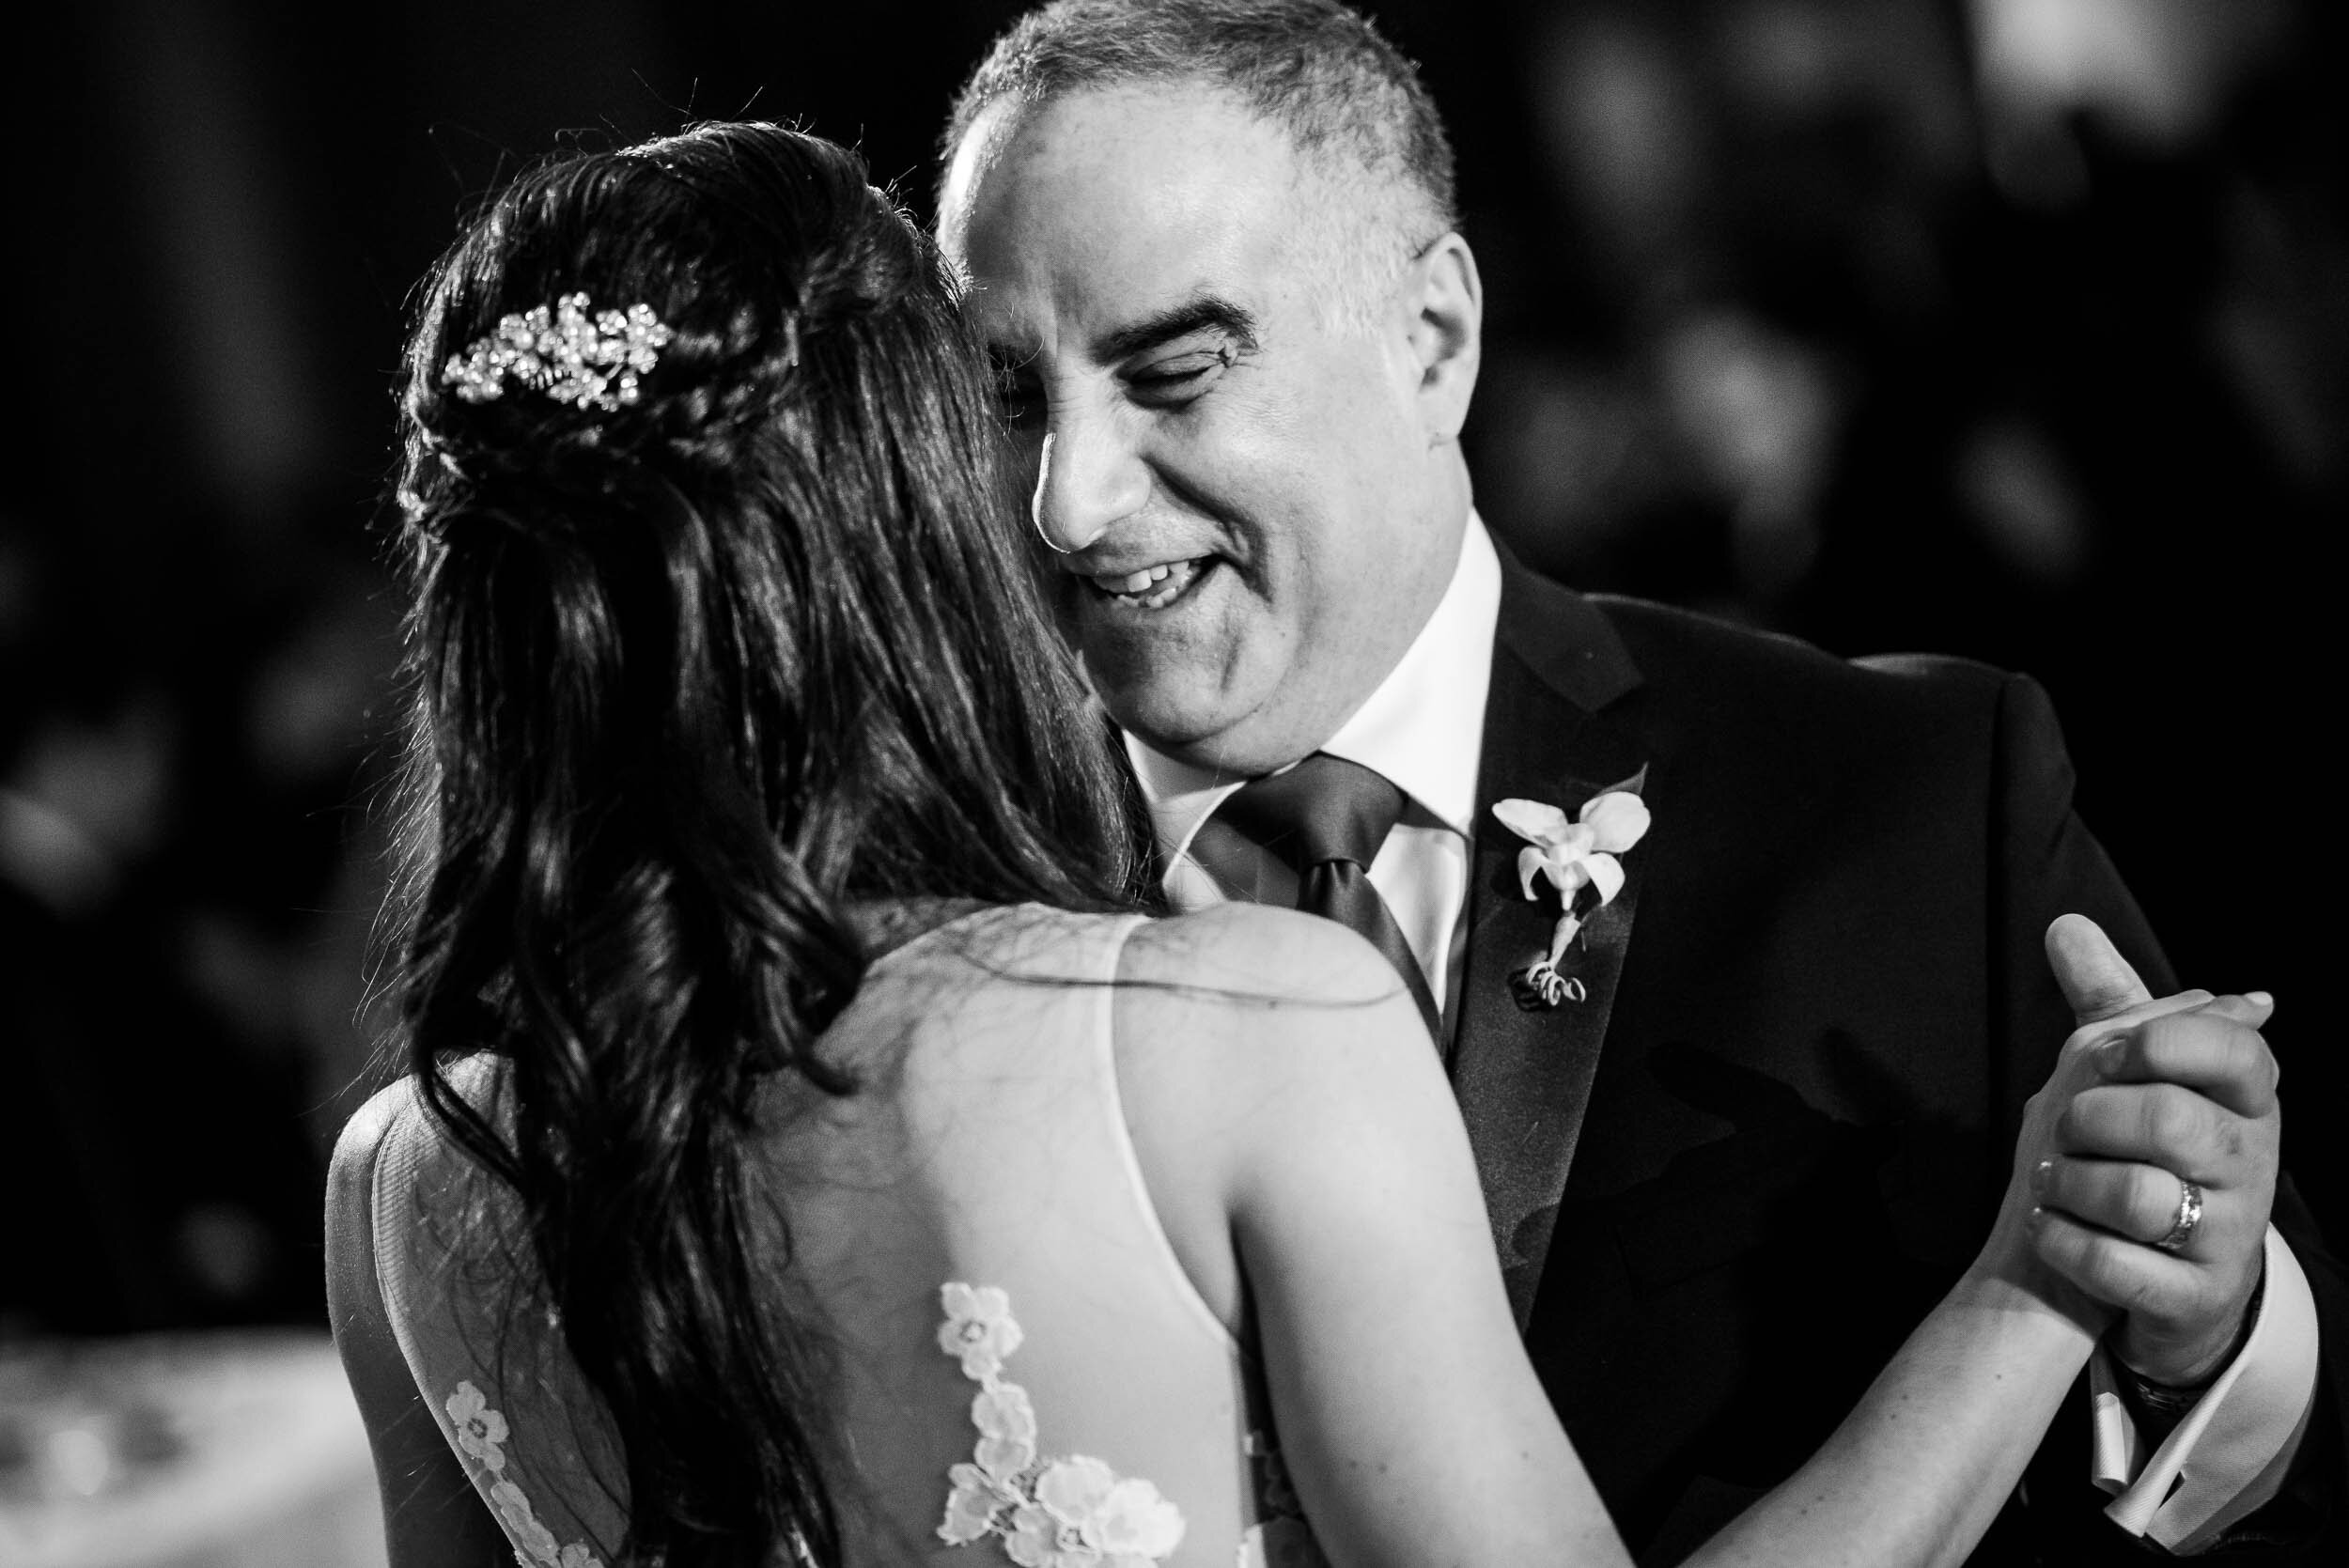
356 905 1327 1568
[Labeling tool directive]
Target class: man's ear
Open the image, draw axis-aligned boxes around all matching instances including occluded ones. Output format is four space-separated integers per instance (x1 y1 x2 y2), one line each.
1404 232 1482 445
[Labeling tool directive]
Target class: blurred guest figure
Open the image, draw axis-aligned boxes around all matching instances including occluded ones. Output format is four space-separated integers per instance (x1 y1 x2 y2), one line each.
1 601 322 1335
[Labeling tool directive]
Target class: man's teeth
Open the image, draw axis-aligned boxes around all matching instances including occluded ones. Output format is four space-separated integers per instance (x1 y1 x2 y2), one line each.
1093 559 1201 608
1105 565 1173 594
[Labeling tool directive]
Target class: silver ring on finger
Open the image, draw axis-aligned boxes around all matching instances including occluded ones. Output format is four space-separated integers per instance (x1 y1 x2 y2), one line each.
2153 1177 2204 1253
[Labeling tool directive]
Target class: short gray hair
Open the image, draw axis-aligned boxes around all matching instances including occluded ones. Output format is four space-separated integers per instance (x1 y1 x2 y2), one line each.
942 0 1457 315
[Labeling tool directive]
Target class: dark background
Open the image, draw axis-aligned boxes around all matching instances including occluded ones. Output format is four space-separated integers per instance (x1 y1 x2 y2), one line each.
4 0 2341 1336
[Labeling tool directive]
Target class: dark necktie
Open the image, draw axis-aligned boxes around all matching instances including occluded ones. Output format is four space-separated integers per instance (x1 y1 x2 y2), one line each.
1210 753 1441 1040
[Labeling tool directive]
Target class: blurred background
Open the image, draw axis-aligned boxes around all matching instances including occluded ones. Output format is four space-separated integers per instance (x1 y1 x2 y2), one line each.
3 0 2341 1559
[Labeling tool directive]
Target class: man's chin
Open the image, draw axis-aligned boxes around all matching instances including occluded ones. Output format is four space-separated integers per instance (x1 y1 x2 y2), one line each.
1090 679 1239 761
1093 675 1334 778
1071 604 1322 772
1071 620 1237 747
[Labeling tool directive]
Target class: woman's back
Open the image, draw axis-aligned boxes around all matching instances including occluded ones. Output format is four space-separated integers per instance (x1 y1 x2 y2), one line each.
343 904 1324 1567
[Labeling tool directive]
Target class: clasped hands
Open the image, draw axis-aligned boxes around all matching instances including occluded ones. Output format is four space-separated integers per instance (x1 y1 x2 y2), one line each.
1999 914 2281 1391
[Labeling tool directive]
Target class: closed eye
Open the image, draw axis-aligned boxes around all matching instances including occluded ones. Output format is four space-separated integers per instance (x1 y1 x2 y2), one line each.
1126 345 1236 408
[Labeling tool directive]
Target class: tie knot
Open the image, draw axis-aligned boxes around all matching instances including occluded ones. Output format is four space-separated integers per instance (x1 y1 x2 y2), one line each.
1213 753 1406 873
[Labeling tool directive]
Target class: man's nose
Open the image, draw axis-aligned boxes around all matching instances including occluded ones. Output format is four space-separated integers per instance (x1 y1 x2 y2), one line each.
1031 415 1149 554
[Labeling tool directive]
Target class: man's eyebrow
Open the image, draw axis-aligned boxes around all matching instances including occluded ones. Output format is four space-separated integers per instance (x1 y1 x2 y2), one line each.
1093 297 1259 365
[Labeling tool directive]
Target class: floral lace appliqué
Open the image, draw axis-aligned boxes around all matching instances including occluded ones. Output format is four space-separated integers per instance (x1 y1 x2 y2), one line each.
445 1381 607 1568
935 1282 1187 1568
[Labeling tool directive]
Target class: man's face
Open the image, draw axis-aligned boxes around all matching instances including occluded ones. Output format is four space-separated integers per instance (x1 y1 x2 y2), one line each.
942 86 1464 775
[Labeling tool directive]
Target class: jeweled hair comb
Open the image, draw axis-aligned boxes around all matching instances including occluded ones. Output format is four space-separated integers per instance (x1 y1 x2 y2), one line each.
441 293 673 412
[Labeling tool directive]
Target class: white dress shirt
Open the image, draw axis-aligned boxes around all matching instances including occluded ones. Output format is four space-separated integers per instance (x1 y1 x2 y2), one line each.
1128 510 2317 1545
1130 513 1500 1024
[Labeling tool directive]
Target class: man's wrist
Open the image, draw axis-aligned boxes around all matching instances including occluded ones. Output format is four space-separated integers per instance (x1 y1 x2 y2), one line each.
2118 1261 2267 1420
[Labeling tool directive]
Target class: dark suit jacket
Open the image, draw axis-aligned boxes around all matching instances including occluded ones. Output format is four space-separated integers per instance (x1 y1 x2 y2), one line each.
1451 552 2344 1564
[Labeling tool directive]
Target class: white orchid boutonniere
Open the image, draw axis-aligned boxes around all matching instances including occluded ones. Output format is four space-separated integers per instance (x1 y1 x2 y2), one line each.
1492 789 1651 1009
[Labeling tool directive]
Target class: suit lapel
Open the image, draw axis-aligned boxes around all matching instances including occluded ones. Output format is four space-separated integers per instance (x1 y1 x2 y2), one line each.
1453 551 1650 1328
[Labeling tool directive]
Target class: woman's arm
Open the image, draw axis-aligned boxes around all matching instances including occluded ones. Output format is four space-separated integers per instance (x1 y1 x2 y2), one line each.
1679 1270 2094 1568
324 1085 512 1567
1116 906 1632 1568
1120 905 2266 1568
1680 974 2273 1568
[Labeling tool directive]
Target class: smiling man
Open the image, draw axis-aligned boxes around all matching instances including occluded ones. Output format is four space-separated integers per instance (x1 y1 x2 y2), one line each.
941 84 1477 787
938 2 2341 1560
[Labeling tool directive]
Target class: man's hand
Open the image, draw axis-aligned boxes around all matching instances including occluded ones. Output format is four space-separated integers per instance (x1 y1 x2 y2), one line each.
2032 914 2280 1388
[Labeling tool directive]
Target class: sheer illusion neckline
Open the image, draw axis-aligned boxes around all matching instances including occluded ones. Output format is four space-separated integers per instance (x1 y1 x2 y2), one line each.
850 897 1156 975
844 896 1001 967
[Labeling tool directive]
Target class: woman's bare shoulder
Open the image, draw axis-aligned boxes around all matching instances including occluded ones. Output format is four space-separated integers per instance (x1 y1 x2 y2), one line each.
1119 903 1412 1019
330 1078 421 1199
1108 906 1443 1339
328 1060 504 1220
1111 905 1439 1149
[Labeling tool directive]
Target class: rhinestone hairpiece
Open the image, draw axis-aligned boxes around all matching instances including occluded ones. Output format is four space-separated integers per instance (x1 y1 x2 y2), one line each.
441 293 673 412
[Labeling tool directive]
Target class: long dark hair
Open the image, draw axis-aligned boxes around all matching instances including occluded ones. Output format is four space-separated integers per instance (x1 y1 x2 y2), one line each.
384 122 1149 1567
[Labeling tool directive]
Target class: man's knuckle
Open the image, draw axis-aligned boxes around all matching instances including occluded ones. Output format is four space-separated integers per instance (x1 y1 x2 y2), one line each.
2144 1088 2208 1154
2153 1013 2217 1066
2214 1115 2248 1164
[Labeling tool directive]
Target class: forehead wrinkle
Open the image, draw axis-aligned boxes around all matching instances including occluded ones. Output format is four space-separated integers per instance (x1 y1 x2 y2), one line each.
974 217 1273 368
954 88 1330 363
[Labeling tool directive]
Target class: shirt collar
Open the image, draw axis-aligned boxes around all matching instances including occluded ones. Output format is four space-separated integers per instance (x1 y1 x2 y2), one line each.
1126 510 1502 862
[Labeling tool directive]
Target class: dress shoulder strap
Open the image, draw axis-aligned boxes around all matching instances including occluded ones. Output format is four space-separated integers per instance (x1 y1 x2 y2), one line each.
1081 919 1247 1357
